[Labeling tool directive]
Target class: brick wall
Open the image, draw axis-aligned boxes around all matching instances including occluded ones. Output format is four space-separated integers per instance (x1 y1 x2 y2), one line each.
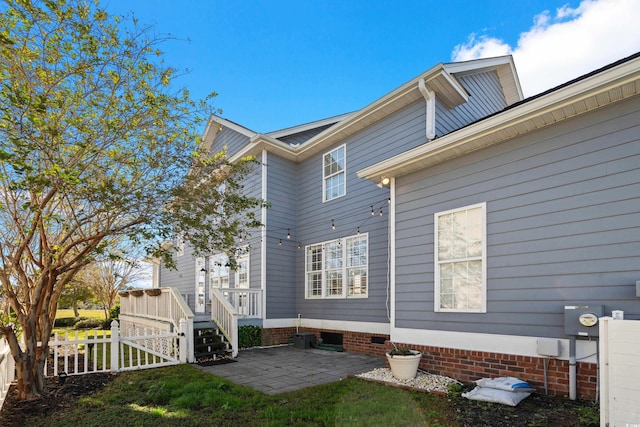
261 326 597 399
398 342 597 399
261 327 296 346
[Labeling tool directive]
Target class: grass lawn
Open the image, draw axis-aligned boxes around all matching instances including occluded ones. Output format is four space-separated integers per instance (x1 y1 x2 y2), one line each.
56 308 106 319
26 364 455 427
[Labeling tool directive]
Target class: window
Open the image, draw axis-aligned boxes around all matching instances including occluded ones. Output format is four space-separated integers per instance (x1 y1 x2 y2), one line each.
208 254 229 289
323 145 345 201
434 203 486 312
173 235 184 257
305 233 368 299
235 253 249 289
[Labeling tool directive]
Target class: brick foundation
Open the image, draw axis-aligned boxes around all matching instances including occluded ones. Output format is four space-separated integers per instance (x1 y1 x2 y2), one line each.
392 342 597 399
261 326 597 399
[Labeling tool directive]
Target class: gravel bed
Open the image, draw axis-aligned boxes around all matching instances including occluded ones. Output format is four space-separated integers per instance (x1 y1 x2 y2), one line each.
355 368 460 394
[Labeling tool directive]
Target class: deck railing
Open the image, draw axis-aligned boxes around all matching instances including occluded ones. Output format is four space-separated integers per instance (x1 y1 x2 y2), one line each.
211 289 238 357
216 288 262 319
119 288 195 362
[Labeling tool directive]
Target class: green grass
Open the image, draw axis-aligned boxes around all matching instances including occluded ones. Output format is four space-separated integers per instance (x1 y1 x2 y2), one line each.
26 364 456 426
56 308 105 319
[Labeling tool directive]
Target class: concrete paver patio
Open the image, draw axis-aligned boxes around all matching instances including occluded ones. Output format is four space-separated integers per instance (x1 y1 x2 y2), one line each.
195 345 385 394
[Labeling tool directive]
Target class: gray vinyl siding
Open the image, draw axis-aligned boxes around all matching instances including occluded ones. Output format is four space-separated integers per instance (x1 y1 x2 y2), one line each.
212 127 251 158
264 154 298 318
158 245 197 309
394 95 640 339
293 100 431 323
275 123 336 146
157 153 264 314
436 71 508 137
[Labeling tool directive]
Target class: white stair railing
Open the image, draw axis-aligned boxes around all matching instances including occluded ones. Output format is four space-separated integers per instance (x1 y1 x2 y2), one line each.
211 289 238 358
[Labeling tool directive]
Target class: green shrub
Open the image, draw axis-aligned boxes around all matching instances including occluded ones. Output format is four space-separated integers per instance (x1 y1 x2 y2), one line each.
55 317 77 327
238 325 262 348
109 304 120 320
74 318 104 329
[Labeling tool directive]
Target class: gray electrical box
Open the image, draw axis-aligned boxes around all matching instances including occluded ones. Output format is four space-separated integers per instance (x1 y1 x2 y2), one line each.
564 305 604 337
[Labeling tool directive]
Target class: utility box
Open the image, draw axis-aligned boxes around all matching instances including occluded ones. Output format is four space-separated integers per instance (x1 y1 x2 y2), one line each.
294 332 316 349
564 305 604 337
537 338 561 357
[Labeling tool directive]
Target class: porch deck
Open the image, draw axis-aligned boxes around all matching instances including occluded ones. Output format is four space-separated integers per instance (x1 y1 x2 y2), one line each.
195 345 384 394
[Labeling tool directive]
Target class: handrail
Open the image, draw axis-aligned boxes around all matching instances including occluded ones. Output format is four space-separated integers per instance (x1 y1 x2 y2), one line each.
119 288 195 362
215 288 262 318
211 288 238 358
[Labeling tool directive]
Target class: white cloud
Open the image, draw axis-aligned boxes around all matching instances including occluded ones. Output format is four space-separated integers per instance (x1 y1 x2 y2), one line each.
452 0 640 97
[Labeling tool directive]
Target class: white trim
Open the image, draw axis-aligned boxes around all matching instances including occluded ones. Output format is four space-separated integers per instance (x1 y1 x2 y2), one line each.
322 144 346 202
261 150 267 319
389 179 396 328
434 202 487 313
263 318 390 335
265 113 352 139
392 327 597 363
304 233 369 299
358 55 640 181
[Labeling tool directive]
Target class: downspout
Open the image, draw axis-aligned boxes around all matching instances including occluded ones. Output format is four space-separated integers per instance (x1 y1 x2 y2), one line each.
418 79 436 141
569 336 577 400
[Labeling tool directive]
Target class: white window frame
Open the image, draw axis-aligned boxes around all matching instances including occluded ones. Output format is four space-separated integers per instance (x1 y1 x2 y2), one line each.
174 235 185 257
305 233 368 299
208 253 229 290
322 144 346 202
434 202 487 313
235 252 250 289
195 256 206 313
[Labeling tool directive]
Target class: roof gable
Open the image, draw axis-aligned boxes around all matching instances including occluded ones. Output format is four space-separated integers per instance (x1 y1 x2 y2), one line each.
358 52 640 183
231 55 521 163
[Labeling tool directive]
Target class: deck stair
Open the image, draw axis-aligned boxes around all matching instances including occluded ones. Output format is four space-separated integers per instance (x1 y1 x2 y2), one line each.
194 327 232 362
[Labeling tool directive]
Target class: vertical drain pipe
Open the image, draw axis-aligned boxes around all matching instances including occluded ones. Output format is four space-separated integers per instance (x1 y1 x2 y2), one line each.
418 79 436 141
569 336 577 400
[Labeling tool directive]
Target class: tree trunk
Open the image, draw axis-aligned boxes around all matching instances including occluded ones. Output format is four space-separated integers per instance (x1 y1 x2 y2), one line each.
73 300 80 318
15 352 47 400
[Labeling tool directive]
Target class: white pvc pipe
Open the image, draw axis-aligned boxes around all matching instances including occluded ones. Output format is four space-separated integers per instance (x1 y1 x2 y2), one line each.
569 336 577 400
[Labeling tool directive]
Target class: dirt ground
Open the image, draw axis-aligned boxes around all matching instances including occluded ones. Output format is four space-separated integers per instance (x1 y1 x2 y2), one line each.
0 373 599 426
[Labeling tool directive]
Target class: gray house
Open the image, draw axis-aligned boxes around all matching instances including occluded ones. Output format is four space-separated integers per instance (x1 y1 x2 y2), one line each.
154 53 640 398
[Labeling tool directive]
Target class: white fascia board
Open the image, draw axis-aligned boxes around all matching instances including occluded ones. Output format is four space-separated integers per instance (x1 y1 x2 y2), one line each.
265 113 352 139
213 116 257 138
358 57 640 181
263 318 390 335
443 55 514 74
294 64 446 158
392 327 597 363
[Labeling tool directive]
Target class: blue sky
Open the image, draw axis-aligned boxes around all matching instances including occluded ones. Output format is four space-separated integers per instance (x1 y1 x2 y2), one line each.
104 0 640 133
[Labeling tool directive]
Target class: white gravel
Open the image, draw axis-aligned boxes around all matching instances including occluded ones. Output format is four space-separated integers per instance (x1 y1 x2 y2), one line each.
356 368 460 394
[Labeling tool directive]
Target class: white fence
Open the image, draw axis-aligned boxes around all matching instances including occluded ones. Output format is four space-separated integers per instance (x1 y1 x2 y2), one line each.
119 288 195 362
46 319 188 377
0 339 15 411
599 317 640 426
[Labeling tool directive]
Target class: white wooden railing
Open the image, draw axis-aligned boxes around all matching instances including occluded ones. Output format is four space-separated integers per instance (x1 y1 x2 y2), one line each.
0 338 15 411
119 288 195 362
211 289 238 358
44 320 188 377
216 288 262 319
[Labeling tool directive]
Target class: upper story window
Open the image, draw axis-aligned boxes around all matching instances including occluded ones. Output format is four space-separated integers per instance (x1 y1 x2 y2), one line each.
323 145 346 202
305 233 368 299
208 253 229 289
434 203 486 313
